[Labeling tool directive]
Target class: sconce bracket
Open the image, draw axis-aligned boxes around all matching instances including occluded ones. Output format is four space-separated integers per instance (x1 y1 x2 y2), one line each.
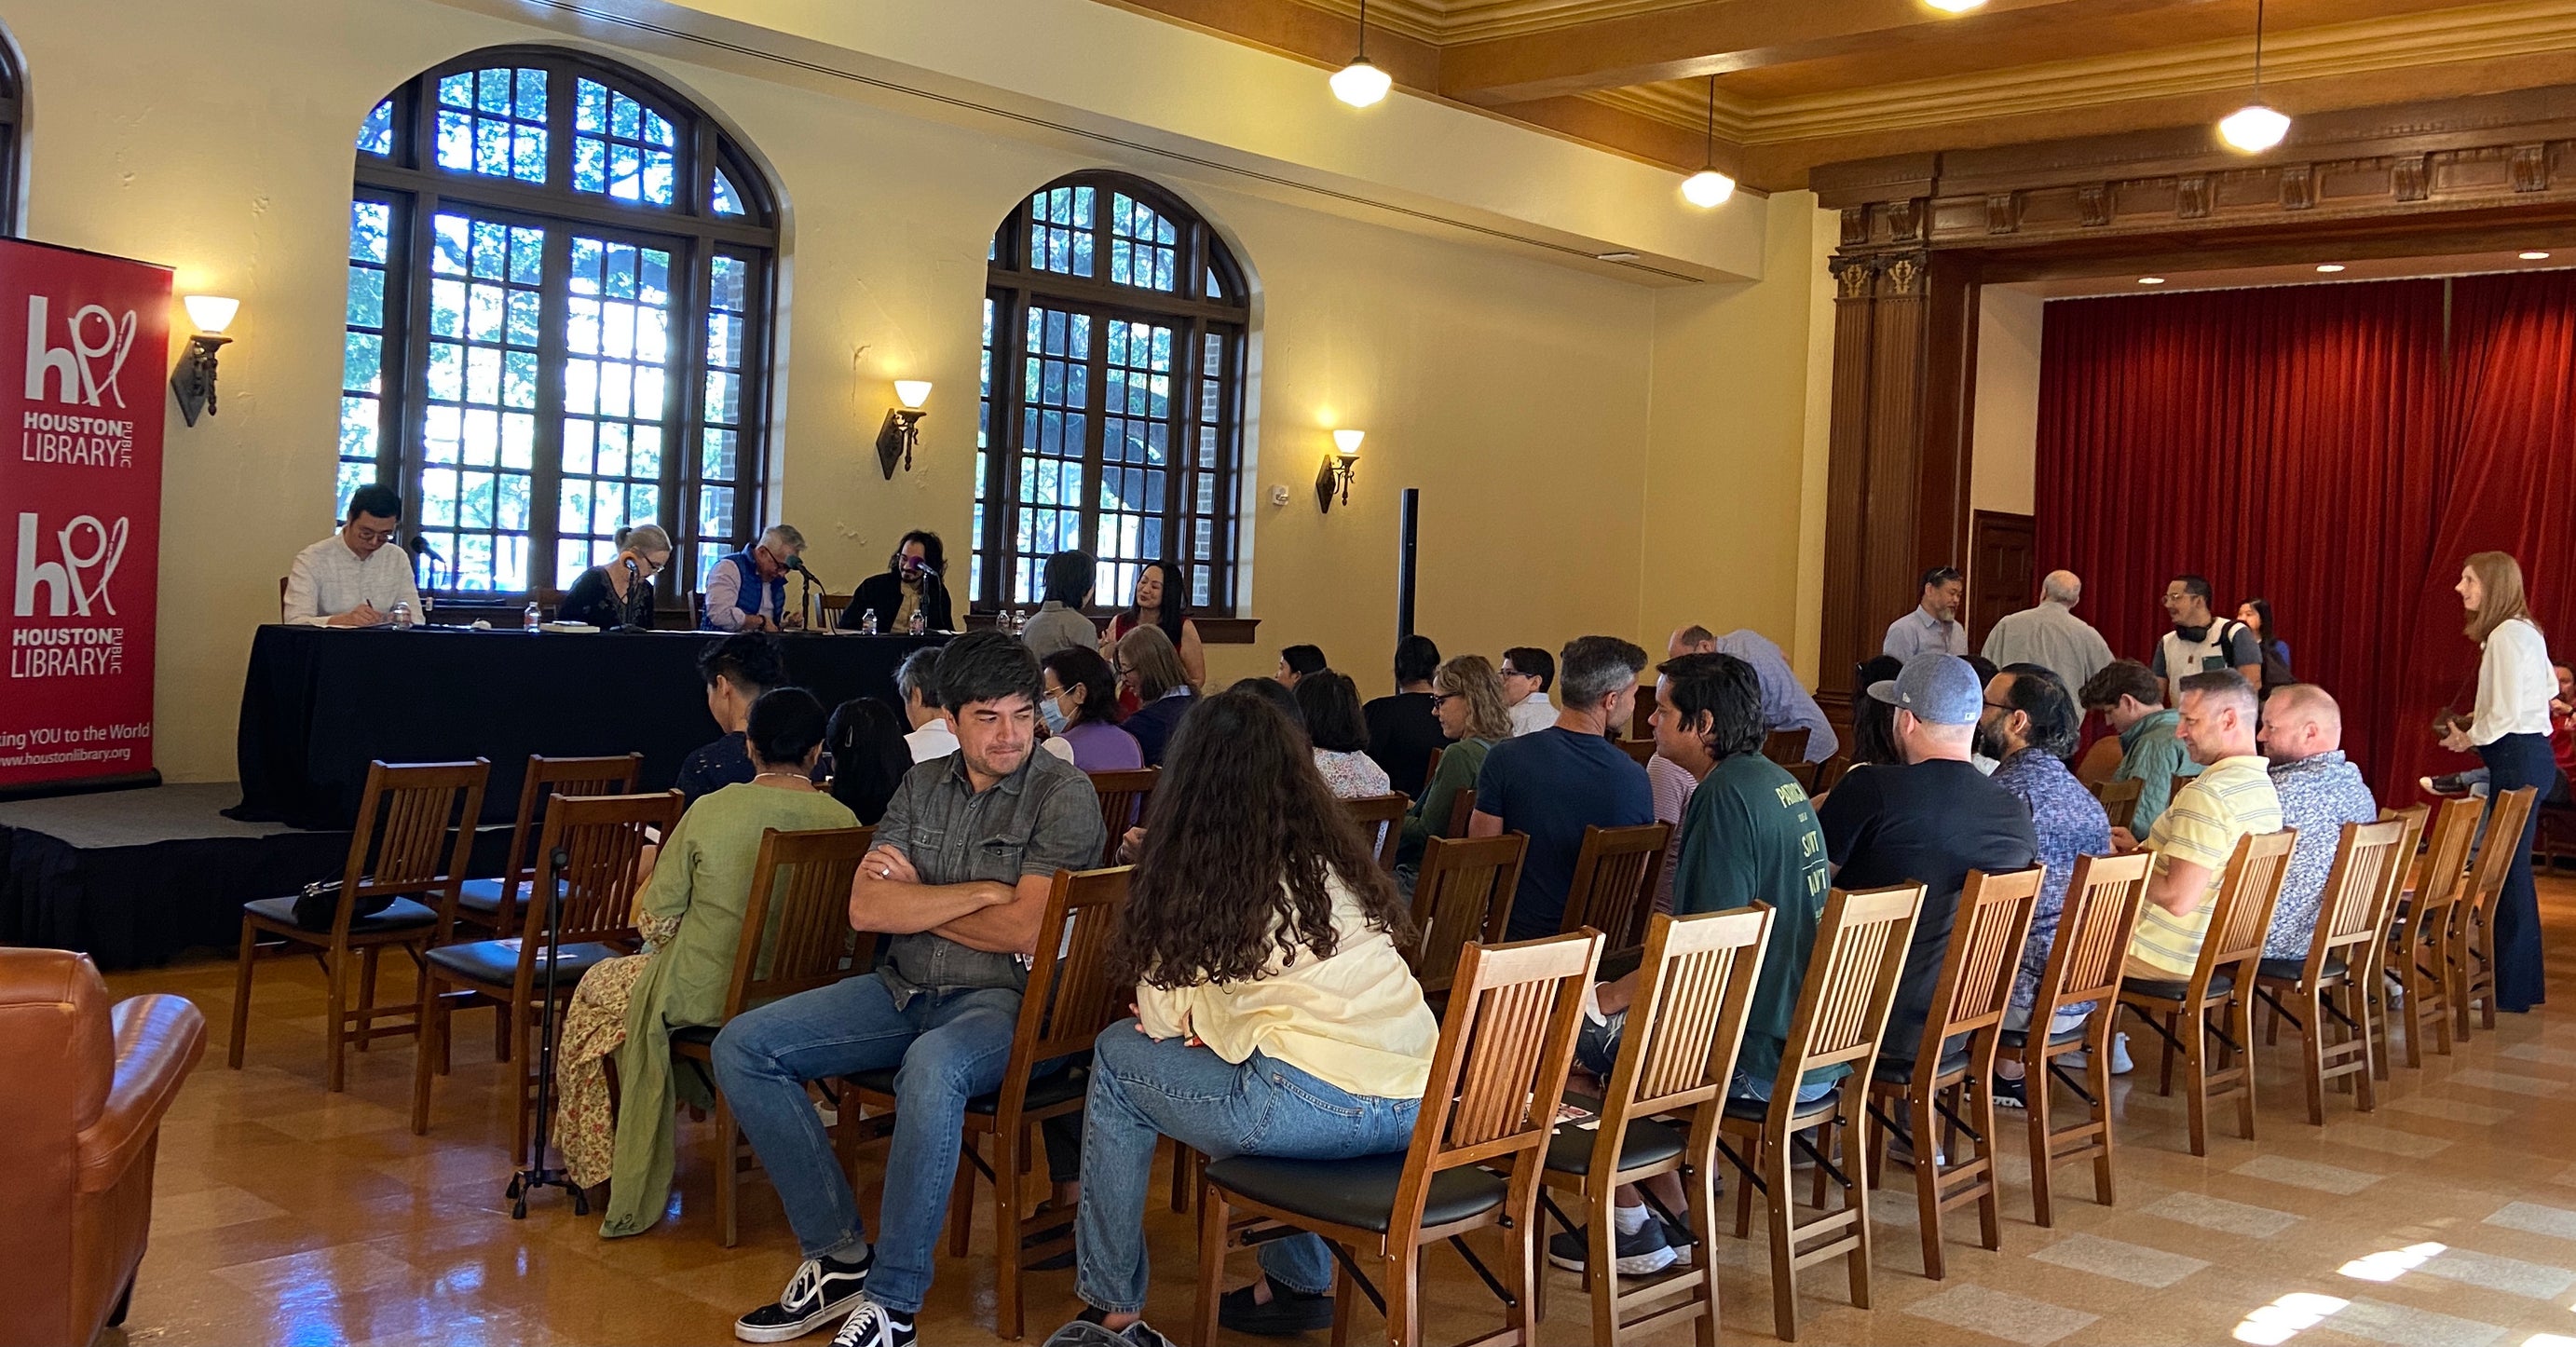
170 333 233 428
1315 454 1357 513
876 408 927 480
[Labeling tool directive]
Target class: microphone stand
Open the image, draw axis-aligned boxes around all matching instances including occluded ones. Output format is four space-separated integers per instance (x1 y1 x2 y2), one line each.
509 846 587 1219
791 563 826 632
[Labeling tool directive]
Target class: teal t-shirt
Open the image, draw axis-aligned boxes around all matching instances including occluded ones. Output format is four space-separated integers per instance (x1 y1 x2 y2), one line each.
1673 752 1834 1087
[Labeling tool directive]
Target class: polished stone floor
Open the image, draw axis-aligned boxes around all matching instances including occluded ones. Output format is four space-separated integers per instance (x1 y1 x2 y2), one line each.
106 879 2576 1346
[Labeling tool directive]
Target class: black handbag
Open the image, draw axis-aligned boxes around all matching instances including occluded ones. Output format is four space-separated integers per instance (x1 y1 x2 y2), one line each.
291 878 396 932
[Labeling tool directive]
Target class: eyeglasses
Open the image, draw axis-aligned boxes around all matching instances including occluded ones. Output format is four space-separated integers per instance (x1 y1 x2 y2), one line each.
1427 693 1454 709
1983 700 2015 714
350 524 397 544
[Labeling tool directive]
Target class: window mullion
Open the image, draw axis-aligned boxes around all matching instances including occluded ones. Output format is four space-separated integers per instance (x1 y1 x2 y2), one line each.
669 239 711 610
398 191 442 548
530 226 573 600
1078 300 1112 593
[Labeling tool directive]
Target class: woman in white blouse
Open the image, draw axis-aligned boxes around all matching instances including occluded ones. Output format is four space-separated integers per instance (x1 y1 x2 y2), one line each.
2438 551 2556 1012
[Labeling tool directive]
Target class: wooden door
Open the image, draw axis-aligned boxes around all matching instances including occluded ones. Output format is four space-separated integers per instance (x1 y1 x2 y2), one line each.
1968 510 2036 650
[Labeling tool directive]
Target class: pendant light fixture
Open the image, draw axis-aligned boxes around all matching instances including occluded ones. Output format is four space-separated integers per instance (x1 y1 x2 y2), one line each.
2218 0 2291 153
1330 0 1393 108
1681 76 1737 207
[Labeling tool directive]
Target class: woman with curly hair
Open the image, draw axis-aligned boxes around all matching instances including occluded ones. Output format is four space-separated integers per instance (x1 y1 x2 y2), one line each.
1064 688 1438 1342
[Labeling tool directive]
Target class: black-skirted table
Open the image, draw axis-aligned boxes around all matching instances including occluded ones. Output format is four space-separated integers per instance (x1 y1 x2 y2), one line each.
231 624 946 830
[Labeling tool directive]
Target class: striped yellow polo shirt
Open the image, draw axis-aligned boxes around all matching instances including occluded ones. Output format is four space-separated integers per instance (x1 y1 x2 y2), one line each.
2129 755 2284 976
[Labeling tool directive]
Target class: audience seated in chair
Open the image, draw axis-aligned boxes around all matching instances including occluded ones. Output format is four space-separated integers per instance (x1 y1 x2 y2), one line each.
1500 645 1558 737
712 632 1104 1347
1114 624 1199 767
1362 633 1447 799
1056 687 1438 1343
1042 647 1145 772
2256 684 2380 959
1551 648 1834 1277
566 688 859 1232
1818 654 2039 1083
1299 670 1394 800
2079 659 2199 848
824 696 912 826
908 643 1072 770
1397 654 1510 868
1274 643 1327 689
677 633 784 808
1975 663 2114 1103
2125 671 2284 981
1668 623 1840 764
1471 635 1655 940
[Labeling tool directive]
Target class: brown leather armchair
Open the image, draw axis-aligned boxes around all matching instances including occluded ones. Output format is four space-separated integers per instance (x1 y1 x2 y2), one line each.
0 948 205 1347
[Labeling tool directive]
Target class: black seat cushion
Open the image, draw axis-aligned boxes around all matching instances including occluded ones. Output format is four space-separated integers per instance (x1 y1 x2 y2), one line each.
2121 971 2234 1003
457 876 569 916
1722 1085 1840 1126
1544 1117 1685 1177
670 1024 720 1050
243 894 438 936
1998 1022 2091 1051
426 938 620 987
1873 1043 1971 1085
2256 954 2349 984
1206 1151 1504 1233
846 1064 1091 1116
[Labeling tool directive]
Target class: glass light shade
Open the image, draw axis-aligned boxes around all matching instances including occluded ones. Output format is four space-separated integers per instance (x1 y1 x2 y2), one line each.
893 379 933 410
2219 102 2291 153
2521 252 2553 261
2316 264 2346 273
1332 429 1365 456
1329 59 1392 108
1925 0 1986 10
183 294 240 334
1681 170 1737 208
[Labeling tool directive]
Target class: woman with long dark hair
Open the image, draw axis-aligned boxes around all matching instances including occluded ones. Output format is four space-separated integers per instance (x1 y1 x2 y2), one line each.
2437 551 2556 1012
1295 670 1391 798
1065 690 1436 1341
823 697 911 824
1101 559 1206 702
2237 597 2293 687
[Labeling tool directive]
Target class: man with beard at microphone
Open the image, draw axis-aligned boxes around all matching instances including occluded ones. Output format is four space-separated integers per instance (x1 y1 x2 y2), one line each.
702 524 807 633
839 530 956 634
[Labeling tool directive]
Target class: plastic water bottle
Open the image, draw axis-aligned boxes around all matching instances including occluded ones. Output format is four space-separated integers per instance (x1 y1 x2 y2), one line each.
389 601 414 629
523 600 541 633
859 609 878 635
1011 606 1029 634
907 606 927 636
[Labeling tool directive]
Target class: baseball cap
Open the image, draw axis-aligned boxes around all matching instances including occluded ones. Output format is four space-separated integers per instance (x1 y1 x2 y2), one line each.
1866 653 1983 727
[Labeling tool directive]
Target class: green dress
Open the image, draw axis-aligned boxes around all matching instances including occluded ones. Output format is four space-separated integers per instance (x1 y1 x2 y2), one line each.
1397 736 1492 866
599 782 858 1237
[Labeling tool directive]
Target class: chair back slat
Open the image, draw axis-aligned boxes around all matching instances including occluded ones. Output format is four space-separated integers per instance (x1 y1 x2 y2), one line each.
518 791 681 986
1617 907 1772 1113
2092 778 2145 833
2197 830 2298 993
1557 822 1672 948
1342 793 1411 874
1776 883 1923 1082
2411 796 2481 907
722 826 877 1017
1616 739 1656 768
1410 932 1601 1175
2039 851 2153 1014
2465 786 2540 918
1085 769 1158 867
1915 867 2043 1062
1408 834 1526 995
502 753 644 878
1762 728 1811 766
2305 821 2407 979
1017 867 1136 1065
1443 787 1479 840
343 760 491 917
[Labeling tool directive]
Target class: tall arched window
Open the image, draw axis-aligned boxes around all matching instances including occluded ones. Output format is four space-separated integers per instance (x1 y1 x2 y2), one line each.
340 48 777 602
976 172 1247 615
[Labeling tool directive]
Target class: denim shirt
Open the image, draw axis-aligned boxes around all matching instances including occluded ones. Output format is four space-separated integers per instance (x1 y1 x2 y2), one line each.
870 745 1105 1004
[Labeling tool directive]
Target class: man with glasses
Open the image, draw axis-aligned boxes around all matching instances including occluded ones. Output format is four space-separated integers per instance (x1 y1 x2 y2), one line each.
2150 573 2262 705
703 524 808 633
283 484 421 628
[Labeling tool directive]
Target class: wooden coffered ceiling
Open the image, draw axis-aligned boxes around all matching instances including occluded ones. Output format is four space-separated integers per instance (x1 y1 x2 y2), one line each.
1099 0 2576 191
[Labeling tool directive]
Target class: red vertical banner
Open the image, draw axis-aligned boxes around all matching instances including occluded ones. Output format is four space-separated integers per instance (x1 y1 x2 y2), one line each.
0 240 170 793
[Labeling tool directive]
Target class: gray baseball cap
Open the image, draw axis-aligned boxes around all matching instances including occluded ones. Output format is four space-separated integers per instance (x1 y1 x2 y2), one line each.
1866 653 1983 727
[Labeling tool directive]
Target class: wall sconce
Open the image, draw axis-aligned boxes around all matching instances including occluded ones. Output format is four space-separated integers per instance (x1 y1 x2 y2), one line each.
1315 429 1363 512
875 379 932 479
170 295 239 427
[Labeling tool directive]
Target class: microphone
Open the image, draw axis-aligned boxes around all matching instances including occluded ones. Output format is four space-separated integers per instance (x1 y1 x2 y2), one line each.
412 535 444 562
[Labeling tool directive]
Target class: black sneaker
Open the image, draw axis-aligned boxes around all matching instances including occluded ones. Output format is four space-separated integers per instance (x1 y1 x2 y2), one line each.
736 1249 871 1342
1043 1314 1176 1347
1993 1072 2028 1109
1547 1216 1675 1274
1217 1284 1336 1336
831 1297 916 1347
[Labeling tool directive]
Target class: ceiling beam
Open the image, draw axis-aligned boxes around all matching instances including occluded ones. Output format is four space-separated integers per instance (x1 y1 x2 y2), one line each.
1439 0 2162 106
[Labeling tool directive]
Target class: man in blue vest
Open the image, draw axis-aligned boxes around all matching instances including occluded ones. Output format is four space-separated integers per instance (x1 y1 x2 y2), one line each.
702 524 806 632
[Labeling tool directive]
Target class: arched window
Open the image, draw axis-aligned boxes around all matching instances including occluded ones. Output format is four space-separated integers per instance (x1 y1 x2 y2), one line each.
340 48 777 602
976 172 1247 615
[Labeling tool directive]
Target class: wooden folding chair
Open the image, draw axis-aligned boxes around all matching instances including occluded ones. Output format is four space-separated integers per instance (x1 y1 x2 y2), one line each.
1085 767 1158 866
2169 772 2197 817
1558 823 1673 950
2389 796 2478 1067
1444 786 1479 840
1538 907 1770 1344
844 866 1131 1340
2456 785 2540 1034
1406 834 1527 1000
2364 804 2431 1078
2254 821 2407 1124
1717 882 1924 1342
1863 867 2040 1279
1616 739 1656 768
670 825 875 1247
1343 793 1411 874
1192 929 1602 1347
1762 728 1811 767
2091 778 2145 835
410 791 679 1157
227 759 490 1093
2117 829 2295 1156
456 754 644 939
2000 851 2150 1227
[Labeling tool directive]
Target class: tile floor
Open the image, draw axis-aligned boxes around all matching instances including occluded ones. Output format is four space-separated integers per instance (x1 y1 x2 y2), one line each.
101 880 2576 1346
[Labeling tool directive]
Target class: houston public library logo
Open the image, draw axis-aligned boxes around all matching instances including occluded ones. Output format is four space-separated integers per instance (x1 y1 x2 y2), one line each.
20 294 140 468
9 511 128 677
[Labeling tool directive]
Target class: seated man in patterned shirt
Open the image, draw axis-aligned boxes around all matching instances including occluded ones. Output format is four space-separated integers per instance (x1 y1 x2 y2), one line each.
1976 663 2115 1104
2256 684 2378 960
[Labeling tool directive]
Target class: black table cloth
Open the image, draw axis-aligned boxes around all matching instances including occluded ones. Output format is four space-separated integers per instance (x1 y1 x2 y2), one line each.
232 625 946 829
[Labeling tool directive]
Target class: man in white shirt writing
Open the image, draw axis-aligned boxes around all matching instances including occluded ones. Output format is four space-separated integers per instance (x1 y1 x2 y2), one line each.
282 485 421 628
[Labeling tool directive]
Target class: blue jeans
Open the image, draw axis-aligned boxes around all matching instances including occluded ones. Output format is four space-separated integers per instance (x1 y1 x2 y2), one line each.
1074 1022 1419 1316
2478 732 2556 1012
711 973 1026 1315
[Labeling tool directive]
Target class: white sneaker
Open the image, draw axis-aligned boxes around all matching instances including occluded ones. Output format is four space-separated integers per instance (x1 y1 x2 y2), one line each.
832 1297 917 1347
2064 1032 2135 1077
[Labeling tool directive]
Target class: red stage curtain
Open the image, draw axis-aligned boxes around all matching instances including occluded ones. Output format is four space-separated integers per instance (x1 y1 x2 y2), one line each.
2036 280 2449 798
